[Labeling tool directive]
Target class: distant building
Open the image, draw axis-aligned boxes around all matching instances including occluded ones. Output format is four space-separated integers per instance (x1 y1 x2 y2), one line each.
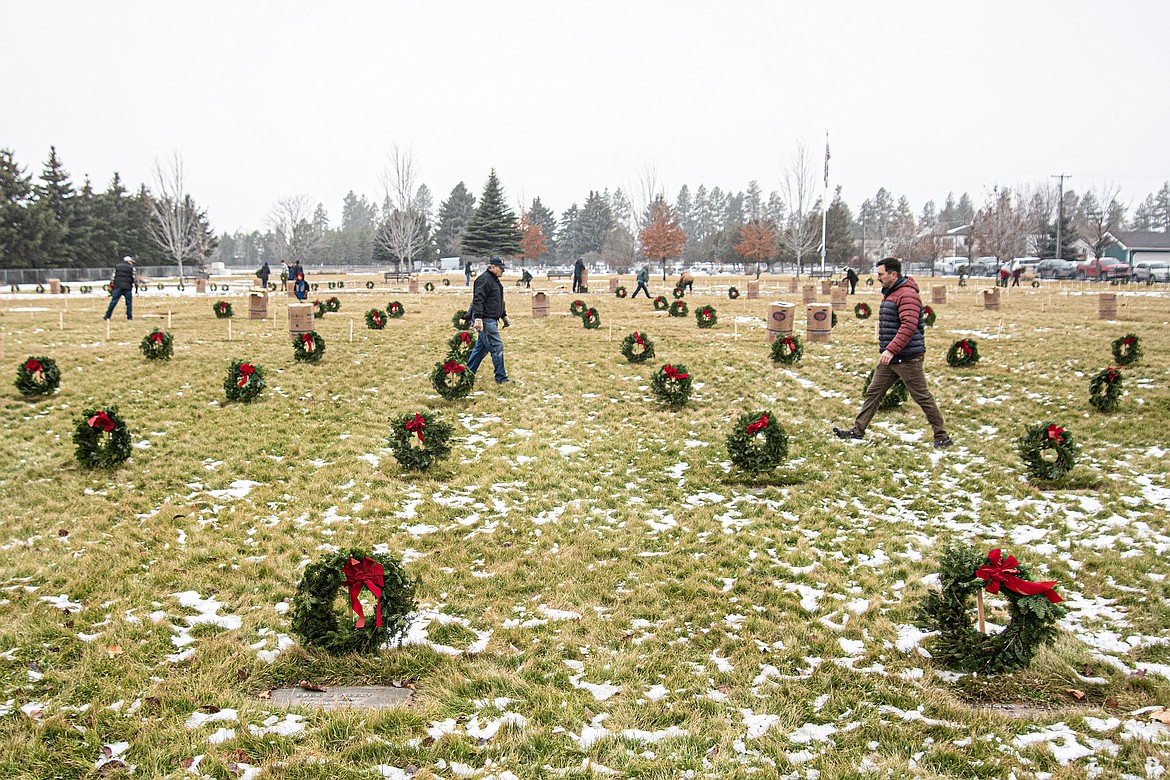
1102 231 1170 266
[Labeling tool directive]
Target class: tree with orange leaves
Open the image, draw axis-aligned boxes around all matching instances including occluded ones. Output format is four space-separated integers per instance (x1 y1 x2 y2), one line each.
519 212 547 269
639 196 686 281
734 219 776 279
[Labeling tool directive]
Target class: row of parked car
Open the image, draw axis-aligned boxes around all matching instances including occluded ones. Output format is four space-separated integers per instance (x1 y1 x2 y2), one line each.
935 255 1168 283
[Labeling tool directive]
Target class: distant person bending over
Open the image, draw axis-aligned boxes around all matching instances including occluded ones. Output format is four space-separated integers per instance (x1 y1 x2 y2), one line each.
998 266 1010 288
521 268 533 288
1011 267 1022 287
104 256 137 321
572 257 586 293
632 264 651 299
677 271 694 293
845 267 859 294
293 273 308 301
464 257 511 384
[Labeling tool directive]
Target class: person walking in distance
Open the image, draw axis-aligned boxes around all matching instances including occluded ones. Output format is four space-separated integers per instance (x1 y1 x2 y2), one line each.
465 256 511 384
845 266 859 294
104 255 137 320
833 257 952 448
572 256 586 293
257 260 270 288
465 259 473 287
632 264 651 299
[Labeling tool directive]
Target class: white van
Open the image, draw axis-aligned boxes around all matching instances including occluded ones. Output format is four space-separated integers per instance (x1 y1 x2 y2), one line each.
935 257 966 275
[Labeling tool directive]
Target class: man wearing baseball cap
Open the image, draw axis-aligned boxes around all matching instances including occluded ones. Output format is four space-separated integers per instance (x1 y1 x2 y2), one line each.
104 255 137 321
464 256 511 384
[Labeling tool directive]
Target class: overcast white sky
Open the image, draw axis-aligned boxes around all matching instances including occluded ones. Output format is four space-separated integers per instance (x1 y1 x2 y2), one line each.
5 1 1169 233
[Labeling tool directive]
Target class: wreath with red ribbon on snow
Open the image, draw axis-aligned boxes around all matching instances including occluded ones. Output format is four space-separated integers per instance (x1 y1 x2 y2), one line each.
770 334 803 365
15 356 62 397
1089 366 1123 413
366 309 387 330
294 331 326 363
1016 421 1078 481
73 406 132 469
388 411 455 471
651 363 692 406
431 358 475 400
140 329 174 361
946 338 979 367
726 410 788 472
224 360 265 403
212 300 233 319
620 331 655 363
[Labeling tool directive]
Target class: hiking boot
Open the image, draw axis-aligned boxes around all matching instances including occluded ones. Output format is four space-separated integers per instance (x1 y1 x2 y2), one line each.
833 426 863 441
933 436 954 449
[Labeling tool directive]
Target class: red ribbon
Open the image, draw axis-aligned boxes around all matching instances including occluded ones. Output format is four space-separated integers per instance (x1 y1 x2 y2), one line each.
782 337 796 352
405 413 426 444
960 340 973 356
459 331 470 344
746 413 770 436
663 364 689 381
391 303 401 313
150 332 164 344
1046 424 1064 444
924 306 932 316
25 358 42 374
237 363 254 387
219 302 227 312
633 331 645 346
1122 337 1135 345
1106 368 1120 383
87 411 115 432
443 360 465 374
374 312 382 326
341 557 384 628
301 333 314 352
975 549 1063 604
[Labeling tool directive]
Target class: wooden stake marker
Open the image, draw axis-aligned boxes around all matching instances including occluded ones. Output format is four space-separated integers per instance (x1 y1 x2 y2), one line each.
977 590 986 634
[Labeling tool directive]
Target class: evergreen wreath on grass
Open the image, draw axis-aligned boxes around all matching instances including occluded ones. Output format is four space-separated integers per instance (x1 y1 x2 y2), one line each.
651 363 692 406
615 286 627 298
290 548 417 655
569 299 587 317
653 295 669 311
327 281 336 290
366 281 375 289
35 284 45 294
728 286 740 299
73 406 132 469
695 304 717 328
669 300 689 318
424 282 435 292
431 359 475 400
448 331 476 361
311 283 319 291
387 301 405 319
923 305 937 327
620 331 655 363
294 331 326 363
139 329 174 361
213 300 233 319
388 411 455 471
672 286 686 299
582 307 601 329
15 356 61 397
1016 421 1078 481
442 278 451 287
337 281 345 289
365 309 387 330
770 334 803 365
314 299 329 318
915 544 1065 673
1089 366 1123 413
1111 333 1142 366
726 411 788 472
224 360 265 403
326 296 341 312
863 369 908 410
451 309 468 329
854 302 872 319
946 338 980 367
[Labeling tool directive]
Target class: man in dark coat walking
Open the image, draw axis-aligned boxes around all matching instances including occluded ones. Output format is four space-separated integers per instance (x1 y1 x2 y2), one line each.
104 256 136 320
572 257 586 293
465 257 511 384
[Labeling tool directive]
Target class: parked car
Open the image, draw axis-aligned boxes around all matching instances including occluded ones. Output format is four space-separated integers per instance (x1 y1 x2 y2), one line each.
1036 258 1078 279
1076 257 1131 281
1133 259 1170 284
962 257 997 277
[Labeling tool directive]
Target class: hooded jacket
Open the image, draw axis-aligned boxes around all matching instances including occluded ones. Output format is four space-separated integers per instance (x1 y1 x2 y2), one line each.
877 276 925 362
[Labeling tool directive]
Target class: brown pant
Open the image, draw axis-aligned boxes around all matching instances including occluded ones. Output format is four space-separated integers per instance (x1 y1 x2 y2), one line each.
853 357 948 440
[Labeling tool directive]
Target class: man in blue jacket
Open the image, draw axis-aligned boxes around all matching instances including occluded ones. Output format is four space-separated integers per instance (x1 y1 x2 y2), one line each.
104 256 136 320
465 257 511 384
834 257 951 448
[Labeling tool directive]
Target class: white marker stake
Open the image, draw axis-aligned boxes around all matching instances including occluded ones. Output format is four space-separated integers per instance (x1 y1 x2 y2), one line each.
59 311 64 330
228 319 232 341
349 319 354 342
105 318 110 340
167 308 172 328
976 590 986 634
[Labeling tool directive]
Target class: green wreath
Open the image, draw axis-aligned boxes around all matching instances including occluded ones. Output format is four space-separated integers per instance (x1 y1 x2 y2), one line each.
311 283 319 291
314 300 329 318
1089 367 1123 413
451 309 467 329
366 281 375 289
915 544 1065 673
224 360 265 403
337 281 345 289
1031 279 1041 288
1016 421 1078 481
582 307 601 329
669 300 689 318
923 305 937 327
73 406 132 469
221 284 230 292
854 302 872 319
290 548 418 655
653 295 669 311
672 286 686 299
651 363 692 406
620 331 655 363
946 338 979 367
294 331 326 363
213 300 233 319
570 299 587 316
431 359 475 400
365 309 387 330
15 356 62 397
387 301 405 319
140 329 174 361
424 282 436 292
80 285 93 294
615 286 628 298
1111 333 1142 366
728 286 740 300
866 277 875 286
442 278 451 287
326 296 341 312
156 283 164 291
327 281 336 290
210 282 218 292
695 305 717 328
726 411 788 473
448 330 476 361
388 411 455 471
863 369 908 410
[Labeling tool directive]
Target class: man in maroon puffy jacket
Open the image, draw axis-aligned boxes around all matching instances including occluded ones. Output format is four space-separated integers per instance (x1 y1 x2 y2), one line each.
834 257 952 448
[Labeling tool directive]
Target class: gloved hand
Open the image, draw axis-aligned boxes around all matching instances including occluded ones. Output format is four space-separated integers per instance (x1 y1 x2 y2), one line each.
474 318 484 333
502 315 511 328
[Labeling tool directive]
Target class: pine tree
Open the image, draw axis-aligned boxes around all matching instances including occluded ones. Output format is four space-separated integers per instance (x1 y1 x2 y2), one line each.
576 191 614 256
557 204 582 262
0 148 41 269
526 197 557 261
825 193 855 266
434 182 476 257
31 145 76 265
461 170 521 258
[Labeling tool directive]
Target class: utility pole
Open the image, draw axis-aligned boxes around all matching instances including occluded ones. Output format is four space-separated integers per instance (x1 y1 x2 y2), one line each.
1052 174 1070 259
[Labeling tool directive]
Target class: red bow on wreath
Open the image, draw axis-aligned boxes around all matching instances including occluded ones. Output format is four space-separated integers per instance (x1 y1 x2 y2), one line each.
633 331 645 346
237 363 254 387
24 358 42 374
391 303 401 313
663 364 689 381
1106 368 1120 382
782 337 796 351
443 360 465 374
374 312 382 326
301 333 315 352
975 549 1063 604
703 311 712 319
341 556 384 628
87 410 115 432
405 413 426 444
746 413 770 436
959 340 973 356
1046 424 1064 444
459 332 470 344
219 302 227 312
1122 337 1136 345
924 306 933 316
150 332 164 344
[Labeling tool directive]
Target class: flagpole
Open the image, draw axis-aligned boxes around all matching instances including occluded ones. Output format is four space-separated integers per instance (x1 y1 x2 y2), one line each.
821 130 829 275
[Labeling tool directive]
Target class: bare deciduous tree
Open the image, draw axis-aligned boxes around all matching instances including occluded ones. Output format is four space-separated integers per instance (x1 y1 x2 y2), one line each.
971 186 1029 263
777 140 822 275
146 153 211 280
267 195 322 265
376 146 428 273
1078 183 1127 259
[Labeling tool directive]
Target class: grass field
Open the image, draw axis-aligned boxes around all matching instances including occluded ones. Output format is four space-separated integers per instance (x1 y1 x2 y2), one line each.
1 273 1168 779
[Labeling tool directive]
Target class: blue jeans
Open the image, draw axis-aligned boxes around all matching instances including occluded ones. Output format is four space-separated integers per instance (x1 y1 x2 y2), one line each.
104 287 133 320
632 281 650 298
466 318 507 382
465 272 471 287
